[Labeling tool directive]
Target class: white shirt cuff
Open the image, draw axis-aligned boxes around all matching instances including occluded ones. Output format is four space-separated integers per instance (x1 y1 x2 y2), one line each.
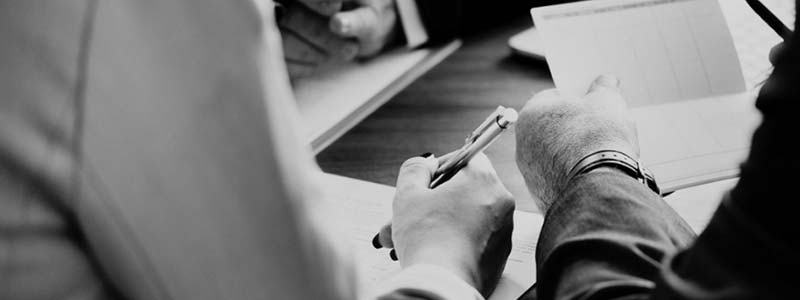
395 0 430 48
365 264 484 300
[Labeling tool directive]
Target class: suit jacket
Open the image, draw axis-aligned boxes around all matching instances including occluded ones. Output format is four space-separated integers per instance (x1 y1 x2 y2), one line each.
0 0 356 299
414 0 575 45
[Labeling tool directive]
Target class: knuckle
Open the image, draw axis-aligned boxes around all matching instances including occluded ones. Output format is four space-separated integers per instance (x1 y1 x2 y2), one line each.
400 157 427 172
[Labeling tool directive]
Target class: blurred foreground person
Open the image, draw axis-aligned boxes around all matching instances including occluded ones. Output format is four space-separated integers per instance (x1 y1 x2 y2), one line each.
0 1 513 299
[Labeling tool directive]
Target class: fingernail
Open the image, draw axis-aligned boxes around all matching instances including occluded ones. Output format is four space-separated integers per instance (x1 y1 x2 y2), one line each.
330 17 350 35
389 249 398 261
419 152 433 158
371 234 382 249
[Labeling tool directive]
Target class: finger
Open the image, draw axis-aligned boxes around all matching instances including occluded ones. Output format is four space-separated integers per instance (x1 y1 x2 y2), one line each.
281 33 327 64
297 0 343 16
329 7 377 39
586 74 621 94
280 3 359 60
286 61 316 80
396 154 438 192
585 75 627 112
375 223 394 248
443 152 500 187
457 152 499 178
330 7 385 55
769 42 786 66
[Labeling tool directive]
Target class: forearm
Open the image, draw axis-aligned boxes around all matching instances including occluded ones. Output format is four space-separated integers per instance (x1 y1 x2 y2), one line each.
536 170 695 299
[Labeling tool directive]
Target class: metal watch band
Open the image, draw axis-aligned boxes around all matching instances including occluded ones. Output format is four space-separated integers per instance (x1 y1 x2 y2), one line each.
566 150 661 195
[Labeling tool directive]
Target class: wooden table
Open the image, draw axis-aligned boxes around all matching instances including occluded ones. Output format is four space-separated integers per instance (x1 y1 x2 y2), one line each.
317 17 551 213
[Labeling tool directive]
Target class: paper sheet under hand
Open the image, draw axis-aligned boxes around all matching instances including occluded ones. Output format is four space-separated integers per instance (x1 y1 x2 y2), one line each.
321 174 543 300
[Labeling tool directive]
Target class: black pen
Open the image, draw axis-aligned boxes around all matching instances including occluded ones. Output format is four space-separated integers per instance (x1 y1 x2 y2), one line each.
746 0 792 40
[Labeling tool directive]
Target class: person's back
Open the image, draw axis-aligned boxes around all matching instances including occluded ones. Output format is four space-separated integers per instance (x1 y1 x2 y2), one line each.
0 1 346 299
0 2 514 300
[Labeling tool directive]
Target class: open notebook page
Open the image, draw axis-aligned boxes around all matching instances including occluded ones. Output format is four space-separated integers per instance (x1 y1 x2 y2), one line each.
530 0 785 192
532 0 746 107
320 173 543 300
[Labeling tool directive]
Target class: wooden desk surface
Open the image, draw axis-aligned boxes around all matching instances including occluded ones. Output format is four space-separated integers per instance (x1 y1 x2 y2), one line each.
317 18 551 212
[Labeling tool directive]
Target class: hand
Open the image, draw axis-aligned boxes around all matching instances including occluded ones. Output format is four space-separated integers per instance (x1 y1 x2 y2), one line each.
515 75 639 213
376 153 515 296
769 41 786 66
278 1 359 79
278 0 400 79
329 0 401 57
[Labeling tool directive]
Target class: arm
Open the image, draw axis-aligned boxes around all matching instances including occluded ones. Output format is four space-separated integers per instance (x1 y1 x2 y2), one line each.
515 76 696 300
654 10 800 297
516 10 800 299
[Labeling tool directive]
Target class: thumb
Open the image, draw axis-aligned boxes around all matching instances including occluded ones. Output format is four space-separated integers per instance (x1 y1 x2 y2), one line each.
330 7 378 39
769 41 786 66
586 74 621 94
396 154 438 192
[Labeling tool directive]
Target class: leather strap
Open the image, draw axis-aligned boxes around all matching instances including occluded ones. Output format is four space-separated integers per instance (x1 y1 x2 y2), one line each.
567 150 660 195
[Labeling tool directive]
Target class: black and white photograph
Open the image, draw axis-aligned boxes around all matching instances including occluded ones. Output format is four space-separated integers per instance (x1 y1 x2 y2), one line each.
1 0 796 299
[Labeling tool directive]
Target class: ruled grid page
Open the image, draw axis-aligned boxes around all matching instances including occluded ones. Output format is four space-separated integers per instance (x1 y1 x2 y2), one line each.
532 0 746 107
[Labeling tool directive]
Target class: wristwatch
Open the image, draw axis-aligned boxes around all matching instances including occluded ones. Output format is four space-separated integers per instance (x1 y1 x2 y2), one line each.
566 150 661 195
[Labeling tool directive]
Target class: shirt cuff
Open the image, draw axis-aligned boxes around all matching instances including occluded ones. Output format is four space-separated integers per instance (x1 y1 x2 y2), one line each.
365 264 484 300
395 0 430 48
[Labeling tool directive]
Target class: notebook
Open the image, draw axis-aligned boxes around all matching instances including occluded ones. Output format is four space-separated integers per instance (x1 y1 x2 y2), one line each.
320 173 544 300
531 0 793 192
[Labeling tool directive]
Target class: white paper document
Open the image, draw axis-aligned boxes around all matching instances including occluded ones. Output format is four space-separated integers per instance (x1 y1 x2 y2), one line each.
531 0 772 191
321 174 543 300
532 0 746 107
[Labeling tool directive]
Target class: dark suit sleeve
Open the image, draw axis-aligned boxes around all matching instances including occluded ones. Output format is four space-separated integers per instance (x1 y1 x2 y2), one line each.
654 8 800 298
412 0 573 45
533 3 800 299
534 172 696 300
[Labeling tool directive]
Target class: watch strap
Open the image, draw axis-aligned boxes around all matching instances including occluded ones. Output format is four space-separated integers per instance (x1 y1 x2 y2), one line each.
566 150 660 195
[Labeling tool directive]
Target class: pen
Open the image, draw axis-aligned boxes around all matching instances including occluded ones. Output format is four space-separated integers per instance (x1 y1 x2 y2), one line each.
371 106 518 261
429 106 518 188
746 0 792 40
